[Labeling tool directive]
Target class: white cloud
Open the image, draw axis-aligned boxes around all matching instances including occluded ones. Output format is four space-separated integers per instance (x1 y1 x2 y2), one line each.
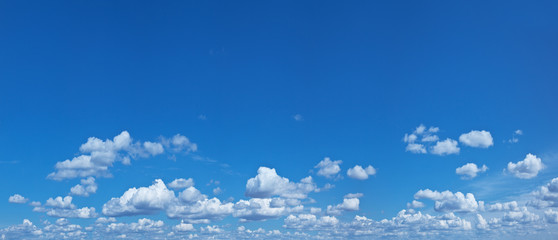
233 198 302 221
46 207 97 218
459 130 493 148
173 221 194 232
166 197 233 223
507 153 544 179
407 200 425 209
102 179 175 216
143 141 164 155
456 163 488 179
8 194 28 204
486 201 519 212
403 125 443 154
326 198 360 215
544 209 558 224
168 178 195 189
213 187 222 195
421 135 439 142
45 196 75 209
346 165 376 180
431 138 460 155
106 218 164 233
47 131 190 180
293 114 303 121
405 143 426 154
245 167 316 199
283 214 339 230
314 157 342 178
414 189 480 212
344 193 363 199
163 134 198 153
529 177 558 208
70 177 98 197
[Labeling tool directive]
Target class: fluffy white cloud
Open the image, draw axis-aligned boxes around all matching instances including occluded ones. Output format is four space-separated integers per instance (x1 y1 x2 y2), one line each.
168 178 195 189
167 197 233 223
431 138 460 155
407 200 425 209
346 165 376 180
163 134 198 153
529 177 558 208
314 157 342 178
459 130 493 148
45 196 75 209
8 194 28 204
283 214 339 230
507 153 544 179
143 141 164 155
102 179 175 216
48 131 196 180
46 207 97 218
544 209 558 224
233 198 303 221
456 163 488 179
414 189 480 212
405 143 426 154
486 201 519 212
327 198 360 215
70 177 98 197
106 218 164 233
245 167 316 199
173 221 194 232
403 124 440 154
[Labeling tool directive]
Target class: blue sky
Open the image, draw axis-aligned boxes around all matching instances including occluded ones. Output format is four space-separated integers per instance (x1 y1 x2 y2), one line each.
1 0 558 239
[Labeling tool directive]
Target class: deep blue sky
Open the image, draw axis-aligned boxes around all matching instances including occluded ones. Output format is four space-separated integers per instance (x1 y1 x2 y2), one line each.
1 1 558 239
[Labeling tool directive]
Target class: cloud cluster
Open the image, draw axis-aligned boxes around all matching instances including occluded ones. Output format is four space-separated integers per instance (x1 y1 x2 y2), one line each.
404 126 496 156
414 189 480 212
70 177 97 197
47 131 197 180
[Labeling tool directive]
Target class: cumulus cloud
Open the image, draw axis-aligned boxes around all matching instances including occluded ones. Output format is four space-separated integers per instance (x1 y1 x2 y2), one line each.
173 220 194 232
405 143 426 154
283 214 339 230
163 134 198 153
414 189 480 212
507 153 544 179
346 165 376 180
459 130 493 148
314 157 342 178
47 131 196 180
293 114 303 121
106 218 164 233
233 198 303 221
245 167 316 199
407 200 425 209
102 179 175 216
403 124 441 154
168 178 195 189
456 163 488 179
326 197 360 215
431 138 460 155
529 177 558 208
70 177 98 197
8 194 28 204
